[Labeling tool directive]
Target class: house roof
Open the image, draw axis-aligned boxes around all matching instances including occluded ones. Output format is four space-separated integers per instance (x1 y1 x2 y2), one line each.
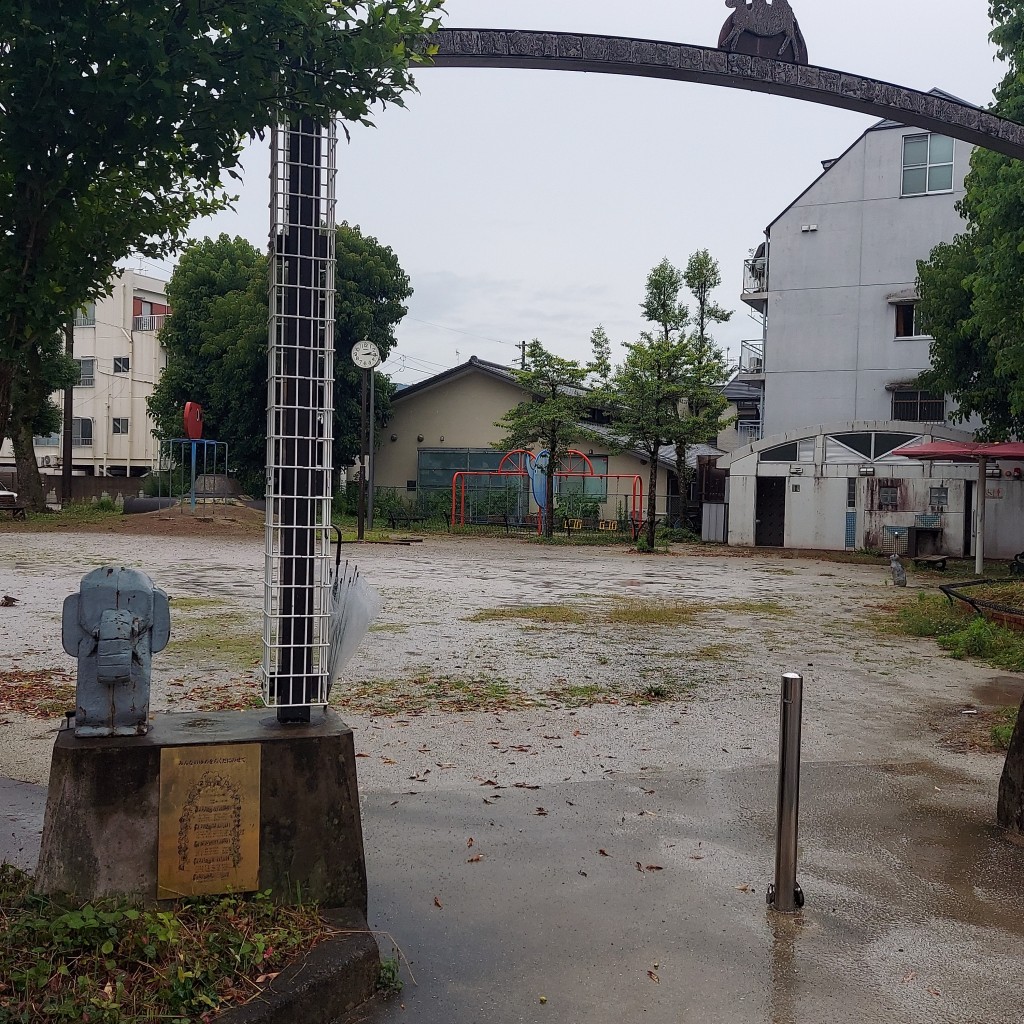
391 355 523 402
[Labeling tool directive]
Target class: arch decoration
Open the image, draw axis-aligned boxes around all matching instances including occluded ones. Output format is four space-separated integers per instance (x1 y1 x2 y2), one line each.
431 28 1024 161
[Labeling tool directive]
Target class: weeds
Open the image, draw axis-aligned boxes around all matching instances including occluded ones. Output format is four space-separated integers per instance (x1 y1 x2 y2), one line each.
991 706 1019 750
894 593 1024 672
0 865 330 1023
377 954 403 998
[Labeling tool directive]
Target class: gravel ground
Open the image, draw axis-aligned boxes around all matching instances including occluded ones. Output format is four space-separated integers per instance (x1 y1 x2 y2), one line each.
0 522 1018 795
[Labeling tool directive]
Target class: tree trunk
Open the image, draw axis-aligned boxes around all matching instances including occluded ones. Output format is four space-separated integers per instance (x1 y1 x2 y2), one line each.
646 455 658 550
13 417 46 510
997 696 1024 834
0 358 14 449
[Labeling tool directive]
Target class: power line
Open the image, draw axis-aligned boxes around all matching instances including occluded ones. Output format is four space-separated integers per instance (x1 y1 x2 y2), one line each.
405 316 519 349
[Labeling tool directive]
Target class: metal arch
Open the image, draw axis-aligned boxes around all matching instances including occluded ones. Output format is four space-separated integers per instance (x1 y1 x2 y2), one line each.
430 29 1024 162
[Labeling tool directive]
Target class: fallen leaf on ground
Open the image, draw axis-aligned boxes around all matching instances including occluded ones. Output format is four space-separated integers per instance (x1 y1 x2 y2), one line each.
467 855 484 863
598 849 610 857
514 782 541 790
355 753 370 758
467 837 475 848
647 971 660 984
645 865 663 871
433 897 443 909
255 973 280 984
534 807 548 816
736 884 751 893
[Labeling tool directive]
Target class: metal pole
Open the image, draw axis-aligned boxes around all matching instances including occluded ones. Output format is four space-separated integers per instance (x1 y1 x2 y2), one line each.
976 457 987 577
367 369 375 531
357 368 367 540
769 671 804 913
62 318 74 506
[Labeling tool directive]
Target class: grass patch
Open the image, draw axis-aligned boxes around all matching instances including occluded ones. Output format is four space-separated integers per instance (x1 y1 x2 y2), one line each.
469 605 587 625
603 599 709 626
893 593 1024 672
719 598 793 617
166 614 261 669
367 623 410 634
0 668 75 718
169 596 230 612
0 865 330 1023
975 581 1024 611
334 674 532 715
544 682 619 707
691 643 732 661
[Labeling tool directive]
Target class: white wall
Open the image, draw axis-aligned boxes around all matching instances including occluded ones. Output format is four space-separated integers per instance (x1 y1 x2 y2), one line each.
762 125 974 436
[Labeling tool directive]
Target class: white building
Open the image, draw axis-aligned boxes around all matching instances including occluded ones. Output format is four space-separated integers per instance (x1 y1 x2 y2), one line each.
719 99 1024 558
1 270 170 479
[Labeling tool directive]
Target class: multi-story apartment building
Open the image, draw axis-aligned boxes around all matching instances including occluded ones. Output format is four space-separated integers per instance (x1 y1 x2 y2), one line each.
1 270 170 479
718 97 1024 557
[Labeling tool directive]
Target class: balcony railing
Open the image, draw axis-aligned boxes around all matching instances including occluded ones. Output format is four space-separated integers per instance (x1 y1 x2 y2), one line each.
73 314 96 327
739 341 764 374
742 257 767 295
737 421 763 443
133 313 168 332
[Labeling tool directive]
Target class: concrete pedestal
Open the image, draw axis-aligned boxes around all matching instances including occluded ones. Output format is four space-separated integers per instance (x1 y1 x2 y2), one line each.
35 708 367 910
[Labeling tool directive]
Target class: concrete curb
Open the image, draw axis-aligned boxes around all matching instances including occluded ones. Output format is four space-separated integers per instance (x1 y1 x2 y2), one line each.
218 910 380 1024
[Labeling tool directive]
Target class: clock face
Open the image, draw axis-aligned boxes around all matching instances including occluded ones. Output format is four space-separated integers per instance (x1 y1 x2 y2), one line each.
351 340 381 369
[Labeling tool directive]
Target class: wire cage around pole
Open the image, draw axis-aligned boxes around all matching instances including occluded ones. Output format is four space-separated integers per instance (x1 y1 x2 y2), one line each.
261 115 338 712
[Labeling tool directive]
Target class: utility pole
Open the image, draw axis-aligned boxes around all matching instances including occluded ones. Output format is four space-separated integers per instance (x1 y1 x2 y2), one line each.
519 340 527 370
62 318 74 506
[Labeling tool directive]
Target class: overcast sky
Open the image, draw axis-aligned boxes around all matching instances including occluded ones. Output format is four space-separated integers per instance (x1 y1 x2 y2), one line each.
137 1 1003 385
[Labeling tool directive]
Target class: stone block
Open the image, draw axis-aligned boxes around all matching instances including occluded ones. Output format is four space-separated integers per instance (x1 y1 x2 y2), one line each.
35 708 367 910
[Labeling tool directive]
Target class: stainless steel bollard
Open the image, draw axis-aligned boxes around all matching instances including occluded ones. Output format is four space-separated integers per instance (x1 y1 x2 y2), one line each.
767 671 805 912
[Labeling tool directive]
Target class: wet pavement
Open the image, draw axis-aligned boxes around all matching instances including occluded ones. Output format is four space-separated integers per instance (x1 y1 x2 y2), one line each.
356 760 1024 1024
5 756 1021 1024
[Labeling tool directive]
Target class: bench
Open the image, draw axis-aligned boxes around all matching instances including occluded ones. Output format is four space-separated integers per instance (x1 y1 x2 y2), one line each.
0 493 27 520
912 554 948 571
386 509 428 530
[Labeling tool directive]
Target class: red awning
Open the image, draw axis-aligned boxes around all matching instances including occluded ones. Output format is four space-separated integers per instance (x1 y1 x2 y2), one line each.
895 441 1024 462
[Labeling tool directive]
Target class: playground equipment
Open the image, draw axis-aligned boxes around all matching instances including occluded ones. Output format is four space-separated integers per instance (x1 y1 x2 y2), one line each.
451 449 643 534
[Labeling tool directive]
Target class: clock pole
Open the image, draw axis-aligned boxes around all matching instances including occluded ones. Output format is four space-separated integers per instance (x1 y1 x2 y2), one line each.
357 367 367 541
368 368 376 531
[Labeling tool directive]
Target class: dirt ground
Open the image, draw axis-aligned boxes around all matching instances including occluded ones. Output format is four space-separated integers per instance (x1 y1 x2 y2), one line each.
1 515 1020 793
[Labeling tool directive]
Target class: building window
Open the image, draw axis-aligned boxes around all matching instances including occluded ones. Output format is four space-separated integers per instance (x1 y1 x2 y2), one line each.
929 486 949 508
847 478 857 509
797 438 814 463
891 390 945 422
902 134 954 196
72 418 93 447
75 357 95 387
113 356 130 374
112 417 129 435
894 303 918 339
878 486 899 511
74 303 96 328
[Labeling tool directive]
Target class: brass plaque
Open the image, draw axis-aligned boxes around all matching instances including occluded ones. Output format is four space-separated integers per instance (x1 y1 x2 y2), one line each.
157 743 261 899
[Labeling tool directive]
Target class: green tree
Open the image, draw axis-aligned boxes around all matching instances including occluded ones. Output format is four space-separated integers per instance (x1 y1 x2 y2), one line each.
604 259 690 549
494 340 605 537
0 0 443 449
915 2 1024 438
672 250 734 511
148 226 412 495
